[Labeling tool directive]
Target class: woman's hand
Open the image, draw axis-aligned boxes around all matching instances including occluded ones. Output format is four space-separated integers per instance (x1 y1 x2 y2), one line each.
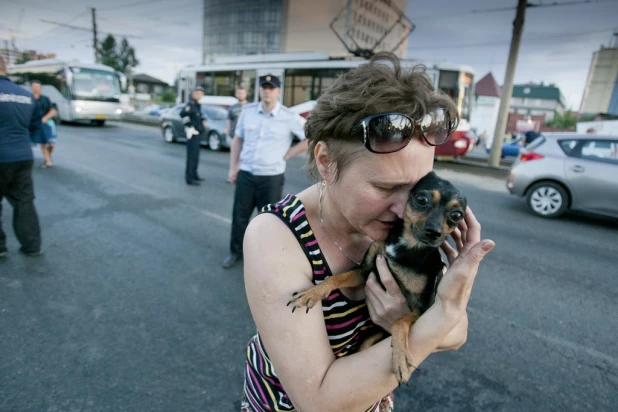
437 207 495 321
364 254 410 334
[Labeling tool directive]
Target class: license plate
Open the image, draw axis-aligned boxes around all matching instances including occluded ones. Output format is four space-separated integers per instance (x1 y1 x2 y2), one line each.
95 114 106 119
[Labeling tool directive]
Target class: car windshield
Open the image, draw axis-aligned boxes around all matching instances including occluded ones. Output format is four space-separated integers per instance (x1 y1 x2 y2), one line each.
202 106 228 120
71 67 121 102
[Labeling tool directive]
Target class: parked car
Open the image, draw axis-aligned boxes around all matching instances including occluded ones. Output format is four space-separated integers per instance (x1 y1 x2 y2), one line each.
507 134 618 218
485 134 524 158
159 104 231 151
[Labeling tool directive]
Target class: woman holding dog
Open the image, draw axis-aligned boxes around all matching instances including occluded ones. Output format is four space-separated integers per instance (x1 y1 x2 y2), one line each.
240 52 495 412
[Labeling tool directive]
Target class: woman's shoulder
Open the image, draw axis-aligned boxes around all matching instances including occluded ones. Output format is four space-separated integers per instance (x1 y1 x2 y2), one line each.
244 210 313 281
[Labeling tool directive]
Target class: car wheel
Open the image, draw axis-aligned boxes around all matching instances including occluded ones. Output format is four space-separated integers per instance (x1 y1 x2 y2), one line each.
526 182 569 218
208 131 222 151
94 120 106 126
163 126 175 143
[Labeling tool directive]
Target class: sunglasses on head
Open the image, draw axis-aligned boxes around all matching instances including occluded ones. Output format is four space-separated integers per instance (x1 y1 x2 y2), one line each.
351 109 455 154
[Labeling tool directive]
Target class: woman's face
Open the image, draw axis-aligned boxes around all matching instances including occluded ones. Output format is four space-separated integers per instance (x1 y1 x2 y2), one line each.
329 136 435 241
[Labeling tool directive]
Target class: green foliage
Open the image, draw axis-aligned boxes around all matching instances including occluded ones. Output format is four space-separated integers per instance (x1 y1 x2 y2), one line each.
158 89 176 103
545 110 578 129
97 34 139 74
15 53 32 65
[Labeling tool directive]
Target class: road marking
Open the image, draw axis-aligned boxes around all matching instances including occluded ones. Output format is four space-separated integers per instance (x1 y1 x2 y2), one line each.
68 160 232 225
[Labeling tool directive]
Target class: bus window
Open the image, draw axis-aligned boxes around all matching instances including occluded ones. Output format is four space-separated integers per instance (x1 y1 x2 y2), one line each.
283 69 346 106
196 70 255 99
438 70 459 102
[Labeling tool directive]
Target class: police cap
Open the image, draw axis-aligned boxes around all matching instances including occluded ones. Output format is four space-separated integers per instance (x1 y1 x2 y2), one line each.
259 74 281 88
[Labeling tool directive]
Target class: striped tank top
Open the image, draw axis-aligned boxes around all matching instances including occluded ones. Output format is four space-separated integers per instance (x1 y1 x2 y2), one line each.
242 194 393 412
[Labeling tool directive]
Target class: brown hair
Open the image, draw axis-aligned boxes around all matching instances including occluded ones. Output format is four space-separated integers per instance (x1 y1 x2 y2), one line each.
304 52 459 182
0 55 6 75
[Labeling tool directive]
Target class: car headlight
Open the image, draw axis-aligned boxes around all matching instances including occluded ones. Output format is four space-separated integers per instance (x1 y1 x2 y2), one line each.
75 107 82 113
115 109 122 115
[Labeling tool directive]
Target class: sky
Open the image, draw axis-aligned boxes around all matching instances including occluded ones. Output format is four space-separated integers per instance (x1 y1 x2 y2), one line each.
2 0 617 110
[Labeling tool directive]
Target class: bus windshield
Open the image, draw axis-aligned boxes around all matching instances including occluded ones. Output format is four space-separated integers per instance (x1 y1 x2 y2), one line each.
70 67 121 102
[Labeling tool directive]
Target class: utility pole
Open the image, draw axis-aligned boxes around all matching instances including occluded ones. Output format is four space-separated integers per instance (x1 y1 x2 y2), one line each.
91 7 98 63
489 0 527 168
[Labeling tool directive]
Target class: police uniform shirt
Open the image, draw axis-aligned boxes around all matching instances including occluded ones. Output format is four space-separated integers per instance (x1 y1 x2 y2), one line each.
234 102 306 176
0 76 42 163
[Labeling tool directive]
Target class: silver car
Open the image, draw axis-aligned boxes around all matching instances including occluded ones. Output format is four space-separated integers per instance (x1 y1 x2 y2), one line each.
159 104 231 151
507 134 618 218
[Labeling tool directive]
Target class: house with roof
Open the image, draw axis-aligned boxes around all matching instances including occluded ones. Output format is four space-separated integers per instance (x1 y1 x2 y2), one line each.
131 73 172 98
509 82 566 121
470 74 570 140
469 72 501 142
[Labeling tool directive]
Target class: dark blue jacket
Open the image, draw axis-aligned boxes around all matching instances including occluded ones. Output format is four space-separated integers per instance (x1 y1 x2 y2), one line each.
0 76 42 163
180 99 206 133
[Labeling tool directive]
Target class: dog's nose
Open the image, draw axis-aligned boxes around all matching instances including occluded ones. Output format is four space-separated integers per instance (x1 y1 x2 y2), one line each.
424 228 442 241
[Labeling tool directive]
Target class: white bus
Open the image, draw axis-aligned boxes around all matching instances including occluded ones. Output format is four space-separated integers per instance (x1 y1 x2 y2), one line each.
176 52 475 120
8 59 127 126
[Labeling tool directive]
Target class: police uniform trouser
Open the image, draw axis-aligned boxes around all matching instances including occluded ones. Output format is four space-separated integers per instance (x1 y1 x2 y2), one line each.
0 160 41 253
230 170 285 255
185 133 202 183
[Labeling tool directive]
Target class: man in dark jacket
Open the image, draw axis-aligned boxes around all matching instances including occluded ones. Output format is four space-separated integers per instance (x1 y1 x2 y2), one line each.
180 86 206 186
0 56 43 257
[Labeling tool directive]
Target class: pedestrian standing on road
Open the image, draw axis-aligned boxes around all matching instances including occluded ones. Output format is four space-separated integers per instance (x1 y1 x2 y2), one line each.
181 86 206 186
222 74 308 269
0 56 44 258
30 80 58 168
239 53 495 411
225 86 248 143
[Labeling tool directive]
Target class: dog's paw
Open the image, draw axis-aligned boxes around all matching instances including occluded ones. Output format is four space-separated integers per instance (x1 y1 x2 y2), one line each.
286 286 327 313
391 344 417 385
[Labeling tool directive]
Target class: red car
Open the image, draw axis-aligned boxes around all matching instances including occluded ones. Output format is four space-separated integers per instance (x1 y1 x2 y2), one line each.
435 119 476 160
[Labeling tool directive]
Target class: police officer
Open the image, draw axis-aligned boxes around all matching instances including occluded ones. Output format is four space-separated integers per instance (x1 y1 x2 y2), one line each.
0 56 43 258
180 86 206 186
222 74 308 269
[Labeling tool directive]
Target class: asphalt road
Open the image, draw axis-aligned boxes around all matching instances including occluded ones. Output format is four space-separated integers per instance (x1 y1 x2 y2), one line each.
1 122 617 412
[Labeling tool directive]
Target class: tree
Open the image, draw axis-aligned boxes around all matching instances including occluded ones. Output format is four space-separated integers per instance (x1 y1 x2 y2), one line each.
97 34 139 75
546 110 577 129
159 89 176 103
15 52 32 65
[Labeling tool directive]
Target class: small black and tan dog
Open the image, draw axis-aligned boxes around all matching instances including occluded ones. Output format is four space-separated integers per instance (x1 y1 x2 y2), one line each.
288 171 467 384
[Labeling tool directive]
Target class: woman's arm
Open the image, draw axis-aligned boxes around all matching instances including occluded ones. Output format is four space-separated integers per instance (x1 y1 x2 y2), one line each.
244 214 456 411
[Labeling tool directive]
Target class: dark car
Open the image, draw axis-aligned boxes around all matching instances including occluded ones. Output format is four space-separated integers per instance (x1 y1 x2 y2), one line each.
159 104 231 151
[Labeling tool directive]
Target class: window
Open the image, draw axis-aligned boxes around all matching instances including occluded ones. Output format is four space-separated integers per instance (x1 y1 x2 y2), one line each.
580 140 618 163
558 139 578 156
523 87 531 94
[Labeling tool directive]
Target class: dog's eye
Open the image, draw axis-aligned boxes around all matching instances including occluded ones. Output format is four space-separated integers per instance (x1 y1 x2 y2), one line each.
416 194 429 206
450 211 463 221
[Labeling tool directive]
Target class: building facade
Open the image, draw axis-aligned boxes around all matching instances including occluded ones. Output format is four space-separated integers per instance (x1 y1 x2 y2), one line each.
580 45 618 116
202 0 409 63
509 82 566 121
469 72 501 142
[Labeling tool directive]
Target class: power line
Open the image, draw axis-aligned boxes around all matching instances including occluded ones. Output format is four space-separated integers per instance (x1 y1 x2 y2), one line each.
39 19 142 39
100 0 170 12
409 27 615 50
415 0 618 20
25 9 90 41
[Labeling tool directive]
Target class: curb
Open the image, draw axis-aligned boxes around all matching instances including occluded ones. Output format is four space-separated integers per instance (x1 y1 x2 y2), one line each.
434 160 510 179
119 117 511 179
